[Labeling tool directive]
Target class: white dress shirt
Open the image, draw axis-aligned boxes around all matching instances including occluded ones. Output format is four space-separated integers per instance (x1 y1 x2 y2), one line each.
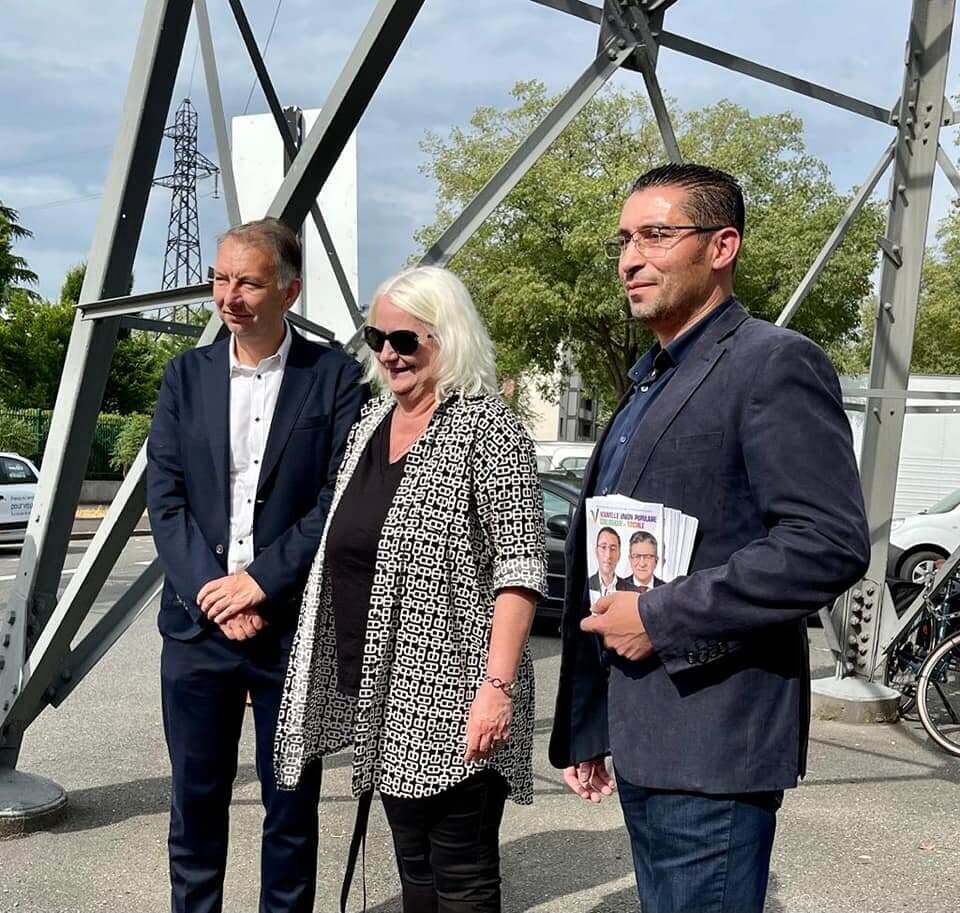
227 324 292 574
597 573 618 597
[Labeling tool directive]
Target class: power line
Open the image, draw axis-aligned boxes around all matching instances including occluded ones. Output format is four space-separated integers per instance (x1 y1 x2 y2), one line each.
0 146 111 172
242 0 285 115
17 192 103 212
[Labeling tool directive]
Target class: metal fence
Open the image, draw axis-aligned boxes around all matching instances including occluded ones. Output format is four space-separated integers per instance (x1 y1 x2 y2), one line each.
0 408 125 480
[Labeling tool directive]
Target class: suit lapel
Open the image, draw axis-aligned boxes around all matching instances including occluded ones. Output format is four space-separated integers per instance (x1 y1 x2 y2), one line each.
257 329 314 493
202 338 231 521
616 302 750 496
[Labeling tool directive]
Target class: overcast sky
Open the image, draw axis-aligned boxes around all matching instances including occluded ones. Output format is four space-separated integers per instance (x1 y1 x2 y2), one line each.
3 0 959 311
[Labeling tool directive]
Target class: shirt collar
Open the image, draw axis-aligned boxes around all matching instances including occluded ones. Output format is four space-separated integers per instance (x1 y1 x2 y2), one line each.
229 321 292 376
627 296 735 385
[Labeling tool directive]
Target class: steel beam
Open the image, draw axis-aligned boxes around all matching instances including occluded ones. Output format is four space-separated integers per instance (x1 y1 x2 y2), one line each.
78 282 212 320
937 144 960 197
0 0 194 768
620 5 682 161
421 39 637 268
775 141 894 328
838 0 955 682
195 0 242 227
227 0 363 331
527 0 601 23
267 0 426 229
657 31 892 124
120 315 205 337
47 562 164 710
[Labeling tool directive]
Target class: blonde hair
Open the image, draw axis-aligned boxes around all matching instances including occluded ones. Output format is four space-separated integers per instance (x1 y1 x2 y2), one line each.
364 266 498 401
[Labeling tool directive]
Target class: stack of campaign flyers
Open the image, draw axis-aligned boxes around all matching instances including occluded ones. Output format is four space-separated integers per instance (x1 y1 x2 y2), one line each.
585 495 698 606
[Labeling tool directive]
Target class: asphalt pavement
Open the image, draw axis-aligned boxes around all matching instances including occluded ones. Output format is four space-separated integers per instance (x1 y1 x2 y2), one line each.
1 539 959 912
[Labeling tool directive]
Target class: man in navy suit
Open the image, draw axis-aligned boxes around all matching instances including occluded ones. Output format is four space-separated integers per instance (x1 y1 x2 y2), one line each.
147 218 366 913
550 164 869 913
616 530 662 593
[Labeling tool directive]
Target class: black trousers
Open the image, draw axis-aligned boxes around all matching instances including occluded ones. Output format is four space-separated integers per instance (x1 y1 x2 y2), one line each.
160 628 323 913
380 770 509 913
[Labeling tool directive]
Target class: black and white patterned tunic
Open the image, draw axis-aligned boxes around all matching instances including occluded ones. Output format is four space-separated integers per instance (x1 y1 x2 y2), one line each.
274 393 548 804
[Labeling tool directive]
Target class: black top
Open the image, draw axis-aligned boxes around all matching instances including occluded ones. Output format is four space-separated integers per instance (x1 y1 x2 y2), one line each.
326 408 406 696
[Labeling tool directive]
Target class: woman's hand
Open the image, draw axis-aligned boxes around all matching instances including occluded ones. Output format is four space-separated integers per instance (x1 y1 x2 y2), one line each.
464 681 514 762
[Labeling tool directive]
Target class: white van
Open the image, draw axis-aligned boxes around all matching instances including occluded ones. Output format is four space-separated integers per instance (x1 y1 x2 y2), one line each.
534 441 596 473
0 452 39 544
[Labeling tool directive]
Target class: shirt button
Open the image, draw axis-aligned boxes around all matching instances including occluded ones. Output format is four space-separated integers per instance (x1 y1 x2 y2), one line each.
256 374 262 380
247 499 252 504
215 544 224 555
640 385 649 392
619 436 626 444
255 417 260 423
254 459 259 464
238 539 243 545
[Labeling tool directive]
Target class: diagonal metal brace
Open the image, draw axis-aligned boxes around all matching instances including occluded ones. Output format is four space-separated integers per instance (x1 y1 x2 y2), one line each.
877 235 903 268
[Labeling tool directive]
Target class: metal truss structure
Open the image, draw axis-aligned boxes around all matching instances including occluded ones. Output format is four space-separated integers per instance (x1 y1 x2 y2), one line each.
2 0 959 821
154 97 219 323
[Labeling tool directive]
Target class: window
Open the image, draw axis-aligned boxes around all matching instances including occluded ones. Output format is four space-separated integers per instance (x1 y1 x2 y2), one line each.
559 456 589 471
0 457 37 485
543 488 572 527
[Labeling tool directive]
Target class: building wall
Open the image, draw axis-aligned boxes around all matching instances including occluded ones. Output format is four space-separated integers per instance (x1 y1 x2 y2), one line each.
231 109 359 344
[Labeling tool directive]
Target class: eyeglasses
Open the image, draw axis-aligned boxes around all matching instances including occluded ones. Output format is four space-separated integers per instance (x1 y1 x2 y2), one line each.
362 325 433 356
631 553 658 562
603 225 725 260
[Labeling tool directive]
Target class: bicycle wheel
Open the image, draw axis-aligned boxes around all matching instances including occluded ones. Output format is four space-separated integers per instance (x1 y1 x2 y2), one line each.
916 632 960 757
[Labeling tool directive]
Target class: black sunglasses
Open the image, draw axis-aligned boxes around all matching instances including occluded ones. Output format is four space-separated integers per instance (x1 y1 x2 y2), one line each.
362 325 433 356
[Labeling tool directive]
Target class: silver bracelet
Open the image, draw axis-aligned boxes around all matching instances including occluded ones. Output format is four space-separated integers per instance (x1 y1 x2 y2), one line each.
483 675 516 699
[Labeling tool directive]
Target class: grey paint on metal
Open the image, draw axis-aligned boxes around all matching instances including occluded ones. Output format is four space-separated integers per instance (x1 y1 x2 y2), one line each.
286 312 337 342
775 141 895 328
846 0 955 682
527 0 601 23
658 31 892 124
622 6 682 162
421 40 638 268
936 144 960 196
47 562 164 710
7 455 149 732
120 315 206 337
267 0 427 229
227 0 362 332
194 0 242 227
78 282 212 320
0 0 194 768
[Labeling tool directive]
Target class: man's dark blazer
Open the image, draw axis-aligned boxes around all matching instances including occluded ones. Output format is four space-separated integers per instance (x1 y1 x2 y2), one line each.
147 327 367 640
550 300 869 794
587 571 619 592
616 575 663 593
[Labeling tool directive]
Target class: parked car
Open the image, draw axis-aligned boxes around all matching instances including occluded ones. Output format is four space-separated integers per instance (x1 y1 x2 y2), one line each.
538 470 581 620
535 441 595 474
888 487 960 582
0 452 39 545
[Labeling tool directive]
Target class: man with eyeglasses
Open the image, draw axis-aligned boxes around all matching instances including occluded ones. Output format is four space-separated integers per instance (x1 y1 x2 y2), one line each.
147 218 367 913
550 163 869 913
616 530 661 594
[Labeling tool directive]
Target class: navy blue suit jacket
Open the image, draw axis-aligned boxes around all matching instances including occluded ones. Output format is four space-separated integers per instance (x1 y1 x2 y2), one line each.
550 301 870 793
146 327 367 640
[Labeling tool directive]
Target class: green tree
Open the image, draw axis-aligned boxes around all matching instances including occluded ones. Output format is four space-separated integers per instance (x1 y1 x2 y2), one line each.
0 412 36 456
110 412 152 475
416 85 882 408
0 290 74 408
0 203 39 303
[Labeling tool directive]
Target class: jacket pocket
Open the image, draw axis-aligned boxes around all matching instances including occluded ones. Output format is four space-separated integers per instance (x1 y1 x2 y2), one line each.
673 431 724 453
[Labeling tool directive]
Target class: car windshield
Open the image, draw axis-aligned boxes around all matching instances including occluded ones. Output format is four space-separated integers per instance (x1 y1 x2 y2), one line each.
926 488 960 514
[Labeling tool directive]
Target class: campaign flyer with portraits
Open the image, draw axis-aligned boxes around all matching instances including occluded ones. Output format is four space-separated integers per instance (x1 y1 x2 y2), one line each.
585 496 698 603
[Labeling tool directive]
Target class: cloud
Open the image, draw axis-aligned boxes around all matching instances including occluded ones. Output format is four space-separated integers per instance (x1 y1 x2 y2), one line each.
3 0 960 307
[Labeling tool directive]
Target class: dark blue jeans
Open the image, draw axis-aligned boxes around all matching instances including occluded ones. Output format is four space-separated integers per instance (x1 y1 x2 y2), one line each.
615 768 781 913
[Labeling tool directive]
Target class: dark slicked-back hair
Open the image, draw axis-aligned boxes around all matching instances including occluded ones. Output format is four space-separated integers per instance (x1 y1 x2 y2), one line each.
220 217 302 288
630 163 745 238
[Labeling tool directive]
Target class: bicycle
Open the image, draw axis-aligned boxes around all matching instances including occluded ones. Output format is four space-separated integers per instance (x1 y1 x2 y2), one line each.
916 627 960 757
883 575 960 716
